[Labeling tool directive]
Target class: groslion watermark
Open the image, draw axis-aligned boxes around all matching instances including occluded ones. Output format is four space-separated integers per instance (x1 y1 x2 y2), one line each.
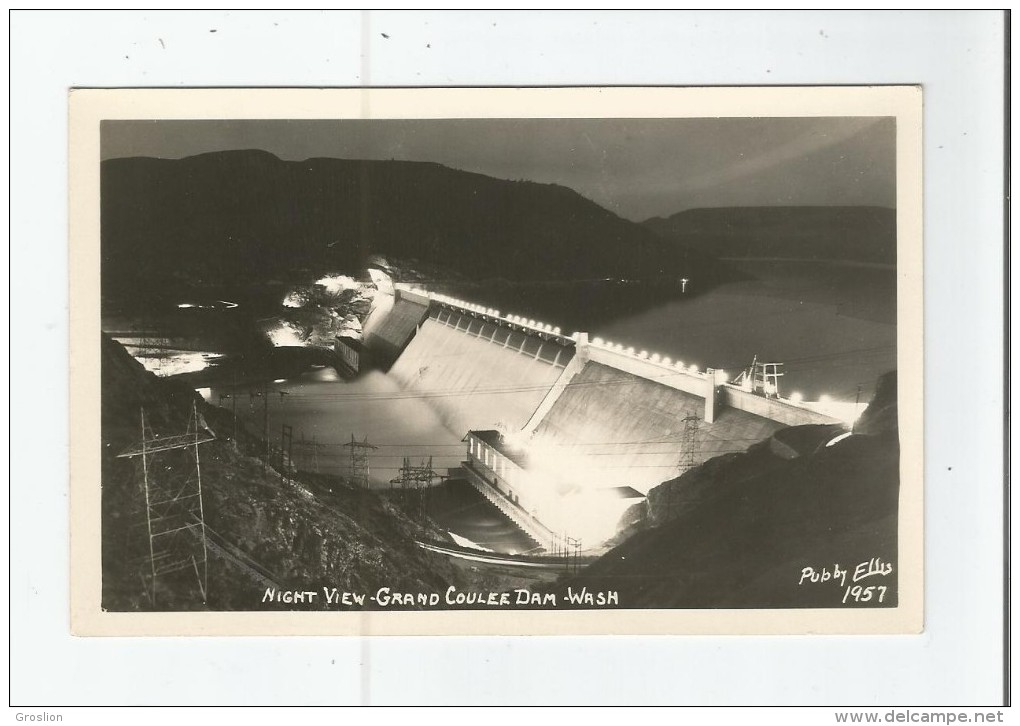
14 714 62 722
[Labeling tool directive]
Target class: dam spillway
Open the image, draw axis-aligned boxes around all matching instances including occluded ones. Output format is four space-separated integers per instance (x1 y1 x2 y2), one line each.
385 301 571 434
527 361 784 496
388 304 574 434
361 285 844 549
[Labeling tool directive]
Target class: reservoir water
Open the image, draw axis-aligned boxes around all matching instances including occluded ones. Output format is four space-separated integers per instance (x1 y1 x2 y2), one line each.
597 267 895 402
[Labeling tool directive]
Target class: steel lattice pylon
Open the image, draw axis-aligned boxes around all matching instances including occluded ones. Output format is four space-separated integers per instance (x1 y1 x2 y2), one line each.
680 413 700 474
117 401 214 607
396 456 437 522
344 434 377 488
667 413 701 521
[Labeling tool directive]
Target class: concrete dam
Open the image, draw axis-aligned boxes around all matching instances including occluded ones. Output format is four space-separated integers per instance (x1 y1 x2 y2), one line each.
361 285 843 550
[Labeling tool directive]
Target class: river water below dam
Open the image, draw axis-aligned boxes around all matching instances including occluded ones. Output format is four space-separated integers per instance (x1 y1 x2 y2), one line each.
202 367 468 488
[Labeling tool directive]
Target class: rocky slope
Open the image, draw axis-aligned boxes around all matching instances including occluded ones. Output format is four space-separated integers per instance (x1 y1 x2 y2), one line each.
564 372 900 608
101 335 461 611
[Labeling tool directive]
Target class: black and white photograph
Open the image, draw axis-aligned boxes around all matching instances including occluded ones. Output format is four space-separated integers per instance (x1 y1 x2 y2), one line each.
70 86 923 634
13 9 1007 709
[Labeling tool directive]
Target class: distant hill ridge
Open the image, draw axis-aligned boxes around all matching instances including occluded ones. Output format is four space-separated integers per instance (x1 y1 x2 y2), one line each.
642 205 896 265
101 150 719 295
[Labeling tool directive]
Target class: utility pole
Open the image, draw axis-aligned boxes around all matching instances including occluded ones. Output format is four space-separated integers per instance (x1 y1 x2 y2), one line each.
261 380 269 476
231 370 238 449
217 369 241 452
564 535 582 574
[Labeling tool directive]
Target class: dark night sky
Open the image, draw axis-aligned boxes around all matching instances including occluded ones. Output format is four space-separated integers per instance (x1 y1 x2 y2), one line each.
102 116 896 222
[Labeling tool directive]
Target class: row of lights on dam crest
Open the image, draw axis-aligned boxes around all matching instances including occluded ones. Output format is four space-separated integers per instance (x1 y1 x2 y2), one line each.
590 336 707 376
426 291 822 405
505 315 562 336
429 292 566 336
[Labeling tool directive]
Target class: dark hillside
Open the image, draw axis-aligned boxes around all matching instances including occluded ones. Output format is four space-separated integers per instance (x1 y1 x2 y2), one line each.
102 151 726 303
563 371 899 609
643 206 896 265
101 334 460 611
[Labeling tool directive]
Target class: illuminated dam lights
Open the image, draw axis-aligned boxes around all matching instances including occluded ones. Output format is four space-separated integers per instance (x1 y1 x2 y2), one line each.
425 288 840 415
586 336 714 377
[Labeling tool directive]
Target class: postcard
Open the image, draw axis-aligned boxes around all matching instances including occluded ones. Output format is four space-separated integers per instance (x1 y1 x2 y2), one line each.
69 86 923 635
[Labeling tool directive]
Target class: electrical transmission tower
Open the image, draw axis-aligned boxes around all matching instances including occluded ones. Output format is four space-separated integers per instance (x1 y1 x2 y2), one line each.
344 434 377 488
297 432 325 474
667 413 701 522
116 400 214 607
279 424 294 482
138 330 173 374
680 414 700 474
397 456 437 522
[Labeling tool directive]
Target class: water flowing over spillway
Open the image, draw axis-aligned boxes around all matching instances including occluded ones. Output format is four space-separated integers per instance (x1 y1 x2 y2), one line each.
348 285 845 549
388 305 573 434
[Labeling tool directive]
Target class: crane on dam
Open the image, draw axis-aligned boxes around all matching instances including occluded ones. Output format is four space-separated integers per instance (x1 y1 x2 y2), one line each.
731 355 785 399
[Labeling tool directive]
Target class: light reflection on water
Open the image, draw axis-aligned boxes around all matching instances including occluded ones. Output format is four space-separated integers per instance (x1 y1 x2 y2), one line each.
128 348 223 377
209 368 465 488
